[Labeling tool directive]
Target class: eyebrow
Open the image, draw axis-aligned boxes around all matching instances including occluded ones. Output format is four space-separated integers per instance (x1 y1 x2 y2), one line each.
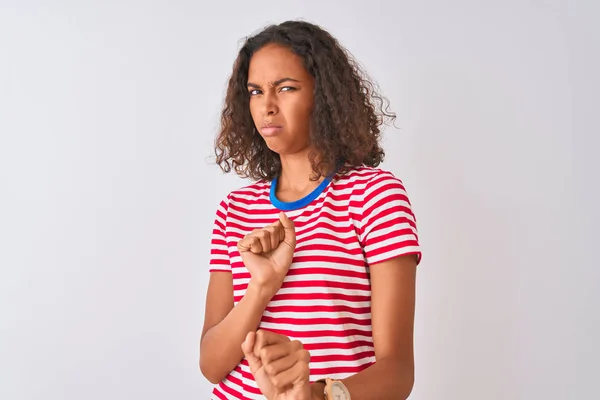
247 77 301 88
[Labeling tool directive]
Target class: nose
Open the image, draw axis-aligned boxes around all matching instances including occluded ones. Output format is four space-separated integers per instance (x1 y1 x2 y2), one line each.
260 91 278 117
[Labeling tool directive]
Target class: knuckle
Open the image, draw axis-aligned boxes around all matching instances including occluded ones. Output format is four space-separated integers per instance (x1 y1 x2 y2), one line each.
256 329 264 340
301 349 311 362
271 375 282 388
258 229 269 238
259 347 270 361
301 362 310 376
291 340 303 351
264 362 276 376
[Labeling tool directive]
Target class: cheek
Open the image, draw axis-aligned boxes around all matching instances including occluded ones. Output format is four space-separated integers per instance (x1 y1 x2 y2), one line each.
248 102 260 125
289 100 312 129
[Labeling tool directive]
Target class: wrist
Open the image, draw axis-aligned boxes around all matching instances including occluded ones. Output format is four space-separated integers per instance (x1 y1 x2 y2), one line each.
246 280 277 304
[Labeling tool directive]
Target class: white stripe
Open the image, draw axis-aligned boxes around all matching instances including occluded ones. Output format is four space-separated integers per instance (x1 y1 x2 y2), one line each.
310 355 376 369
258 321 373 333
363 230 417 254
368 244 421 265
282 273 369 285
262 310 372 320
308 345 375 357
267 299 371 308
234 286 372 299
267 286 371 296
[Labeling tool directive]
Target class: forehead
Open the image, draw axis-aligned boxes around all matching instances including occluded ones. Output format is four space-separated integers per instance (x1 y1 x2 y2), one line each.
247 44 310 82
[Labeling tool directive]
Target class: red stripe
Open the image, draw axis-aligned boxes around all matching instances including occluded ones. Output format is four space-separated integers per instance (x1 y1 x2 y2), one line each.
292 255 365 267
310 350 375 363
366 225 415 241
268 292 371 302
266 304 371 314
226 239 363 255
229 264 371 282
258 328 372 338
366 240 420 259
233 279 370 292
260 315 371 326
209 268 231 273
210 249 228 257
303 340 373 351
295 231 357 245
211 237 227 246
295 243 363 256
286 267 368 279
212 387 228 400
217 381 245 399
225 219 356 241
226 206 278 225
281 280 371 290
311 362 374 376
226 373 262 396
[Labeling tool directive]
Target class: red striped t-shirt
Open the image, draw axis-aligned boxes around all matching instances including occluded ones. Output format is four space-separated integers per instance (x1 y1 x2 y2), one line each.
207 165 421 400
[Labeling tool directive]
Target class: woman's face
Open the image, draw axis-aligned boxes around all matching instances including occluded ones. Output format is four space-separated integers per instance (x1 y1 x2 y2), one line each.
247 43 315 156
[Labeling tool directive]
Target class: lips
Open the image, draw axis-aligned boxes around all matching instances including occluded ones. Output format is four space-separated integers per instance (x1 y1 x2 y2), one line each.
261 124 283 136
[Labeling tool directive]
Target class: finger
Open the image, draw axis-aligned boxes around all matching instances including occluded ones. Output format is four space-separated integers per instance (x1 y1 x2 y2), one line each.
257 340 295 366
242 331 256 358
253 329 290 358
273 219 285 241
263 352 299 377
265 225 281 250
279 212 296 247
242 331 263 375
260 340 303 364
238 236 263 254
257 230 272 253
269 351 311 392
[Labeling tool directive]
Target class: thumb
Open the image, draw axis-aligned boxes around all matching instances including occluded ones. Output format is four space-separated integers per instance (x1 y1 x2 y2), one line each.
279 212 296 245
242 331 258 358
242 331 262 375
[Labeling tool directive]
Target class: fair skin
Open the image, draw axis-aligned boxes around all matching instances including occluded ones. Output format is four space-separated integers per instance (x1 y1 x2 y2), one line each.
200 43 417 399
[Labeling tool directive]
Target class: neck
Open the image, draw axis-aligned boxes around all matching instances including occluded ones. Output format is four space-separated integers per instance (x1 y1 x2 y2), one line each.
276 149 330 199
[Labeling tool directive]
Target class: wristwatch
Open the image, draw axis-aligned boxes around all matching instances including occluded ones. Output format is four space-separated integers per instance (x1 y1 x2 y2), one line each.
317 378 351 400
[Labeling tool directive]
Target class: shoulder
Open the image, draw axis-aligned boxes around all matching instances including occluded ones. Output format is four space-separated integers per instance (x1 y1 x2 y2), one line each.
213 179 271 211
335 165 405 193
227 179 270 202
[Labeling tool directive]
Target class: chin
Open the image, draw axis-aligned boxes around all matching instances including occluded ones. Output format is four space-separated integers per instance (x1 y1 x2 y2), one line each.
267 147 287 156
263 138 310 157
262 140 287 155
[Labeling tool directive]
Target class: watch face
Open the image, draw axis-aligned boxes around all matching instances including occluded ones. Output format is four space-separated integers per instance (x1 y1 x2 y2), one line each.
330 382 350 400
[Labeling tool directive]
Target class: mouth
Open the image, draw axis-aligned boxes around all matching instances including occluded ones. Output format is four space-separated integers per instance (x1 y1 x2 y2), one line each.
260 124 283 136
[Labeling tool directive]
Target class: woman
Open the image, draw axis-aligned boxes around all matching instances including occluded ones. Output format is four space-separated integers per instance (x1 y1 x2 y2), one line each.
200 20 421 400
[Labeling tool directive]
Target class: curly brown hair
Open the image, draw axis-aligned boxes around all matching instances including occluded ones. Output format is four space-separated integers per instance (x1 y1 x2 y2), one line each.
214 20 396 181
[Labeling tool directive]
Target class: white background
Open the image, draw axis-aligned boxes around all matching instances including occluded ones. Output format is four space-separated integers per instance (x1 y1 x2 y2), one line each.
1 1 598 399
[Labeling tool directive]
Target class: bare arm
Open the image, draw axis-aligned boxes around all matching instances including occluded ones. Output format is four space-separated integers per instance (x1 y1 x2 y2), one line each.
200 212 297 384
200 272 272 384
311 254 418 400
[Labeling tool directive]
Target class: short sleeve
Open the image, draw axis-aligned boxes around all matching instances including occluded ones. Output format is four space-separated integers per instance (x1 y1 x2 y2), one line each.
358 172 421 266
208 196 231 273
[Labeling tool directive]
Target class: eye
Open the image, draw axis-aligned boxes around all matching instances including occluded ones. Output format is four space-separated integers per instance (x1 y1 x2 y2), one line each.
279 86 296 92
249 89 261 96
